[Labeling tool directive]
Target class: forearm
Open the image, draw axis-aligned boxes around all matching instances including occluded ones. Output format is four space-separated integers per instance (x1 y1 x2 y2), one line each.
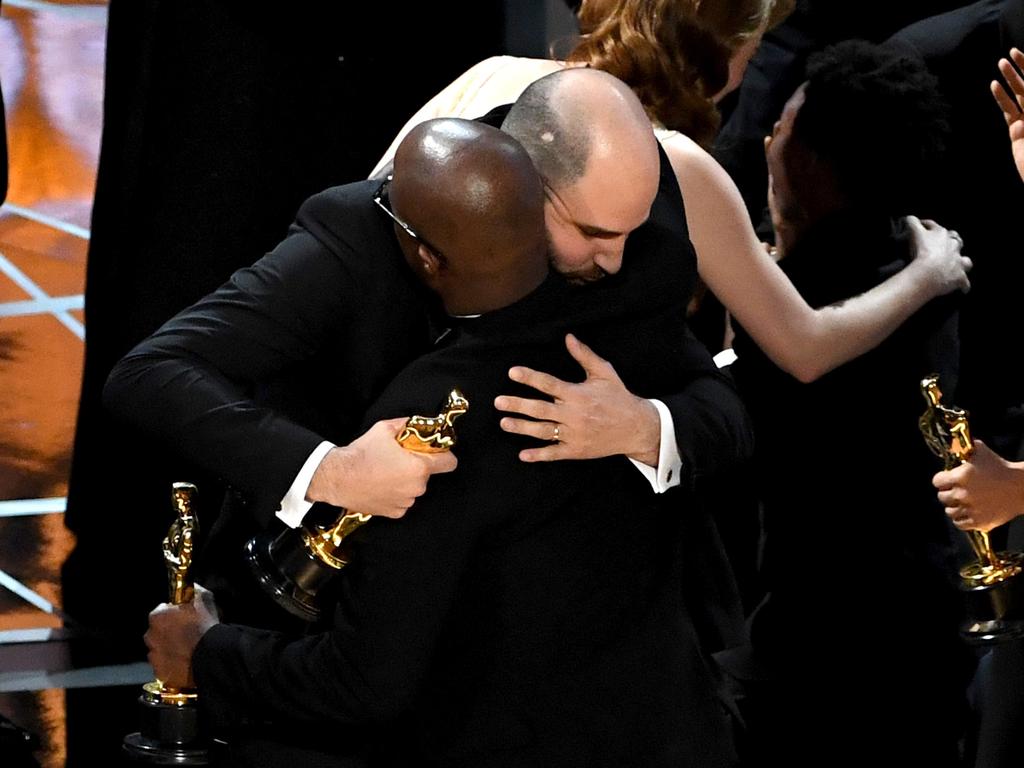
105 350 322 523
782 258 936 382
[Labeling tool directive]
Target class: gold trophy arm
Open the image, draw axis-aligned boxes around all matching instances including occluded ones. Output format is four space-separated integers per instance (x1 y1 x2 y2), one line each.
397 388 469 453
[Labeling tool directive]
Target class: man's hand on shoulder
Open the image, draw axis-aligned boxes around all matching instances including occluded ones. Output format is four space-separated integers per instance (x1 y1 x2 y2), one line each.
494 334 660 465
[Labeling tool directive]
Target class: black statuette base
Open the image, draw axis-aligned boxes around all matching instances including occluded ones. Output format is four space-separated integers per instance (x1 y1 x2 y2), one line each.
244 530 338 622
123 694 216 765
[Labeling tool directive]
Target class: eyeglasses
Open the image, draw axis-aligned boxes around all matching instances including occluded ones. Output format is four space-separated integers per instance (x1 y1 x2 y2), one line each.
373 176 447 265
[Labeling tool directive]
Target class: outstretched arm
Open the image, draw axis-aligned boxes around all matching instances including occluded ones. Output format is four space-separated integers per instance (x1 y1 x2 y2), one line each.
933 439 1024 533
663 134 970 383
991 47 1024 185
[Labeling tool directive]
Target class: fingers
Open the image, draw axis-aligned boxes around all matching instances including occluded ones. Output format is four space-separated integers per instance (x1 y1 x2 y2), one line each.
508 365 571 399
380 416 411 435
992 78 1019 124
994 50 1024 122
937 488 965 507
519 443 574 463
959 258 972 293
498 416 561 443
423 451 458 475
947 508 974 530
494 394 558 421
932 470 954 491
565 334 616 379
999 53 1024 104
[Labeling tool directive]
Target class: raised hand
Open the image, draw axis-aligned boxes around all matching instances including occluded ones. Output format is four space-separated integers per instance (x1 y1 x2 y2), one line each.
992 47 1024 184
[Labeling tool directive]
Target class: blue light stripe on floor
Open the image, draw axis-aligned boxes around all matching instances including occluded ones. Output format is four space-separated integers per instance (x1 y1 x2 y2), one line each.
1 0 107 22
0 203 91 241
0 250 56 301
0 252 86 339
0 295 84 317
0 569 57 614
0 497 66 517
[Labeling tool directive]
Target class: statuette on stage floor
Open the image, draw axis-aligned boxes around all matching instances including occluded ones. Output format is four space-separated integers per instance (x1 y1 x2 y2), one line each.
919 376 1024 644
246 388 469 621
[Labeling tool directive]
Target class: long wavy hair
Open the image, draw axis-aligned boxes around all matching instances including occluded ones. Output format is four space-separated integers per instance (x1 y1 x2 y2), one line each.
569 0 793 147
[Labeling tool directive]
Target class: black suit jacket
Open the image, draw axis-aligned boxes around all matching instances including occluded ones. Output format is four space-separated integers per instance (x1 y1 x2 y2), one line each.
192 241 746 766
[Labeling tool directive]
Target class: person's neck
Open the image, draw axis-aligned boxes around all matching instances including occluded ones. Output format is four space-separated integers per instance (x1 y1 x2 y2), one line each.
440 265 549 316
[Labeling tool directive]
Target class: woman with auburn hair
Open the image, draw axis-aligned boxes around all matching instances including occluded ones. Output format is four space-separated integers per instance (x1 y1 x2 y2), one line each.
370 0 967 413
572 0 794 146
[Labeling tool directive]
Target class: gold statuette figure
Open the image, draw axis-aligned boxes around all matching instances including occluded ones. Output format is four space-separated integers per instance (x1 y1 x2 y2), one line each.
145 482 200 705
124 482 216 764
919 376 1024 643
246 389 469 621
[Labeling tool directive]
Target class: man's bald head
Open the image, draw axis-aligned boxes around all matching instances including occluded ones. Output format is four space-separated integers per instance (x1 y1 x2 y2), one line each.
389 118 548 315
501 68 660 283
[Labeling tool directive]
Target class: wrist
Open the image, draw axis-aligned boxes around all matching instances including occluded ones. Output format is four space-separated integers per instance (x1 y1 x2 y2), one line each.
625 398 660 467
305 446 351 506
906 250 944 300
1011 461 1024 518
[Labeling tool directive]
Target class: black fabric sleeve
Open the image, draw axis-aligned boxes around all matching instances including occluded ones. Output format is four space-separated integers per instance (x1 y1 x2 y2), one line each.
102 198 361 525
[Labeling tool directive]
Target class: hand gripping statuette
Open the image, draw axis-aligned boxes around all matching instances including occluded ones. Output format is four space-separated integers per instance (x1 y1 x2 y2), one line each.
124 482 218 764
919 376 1024 644
246 389 469 621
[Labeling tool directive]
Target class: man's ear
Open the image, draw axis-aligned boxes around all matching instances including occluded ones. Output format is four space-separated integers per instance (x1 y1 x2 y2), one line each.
417 243 444 276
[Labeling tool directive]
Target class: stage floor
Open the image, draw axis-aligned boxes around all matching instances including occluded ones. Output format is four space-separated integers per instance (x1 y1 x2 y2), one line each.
0 2 143 766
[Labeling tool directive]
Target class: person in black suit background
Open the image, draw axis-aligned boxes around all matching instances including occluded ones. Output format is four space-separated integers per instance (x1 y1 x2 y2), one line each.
889 11 1024 757
139 115 747 768
724 41 973 766
62 0 508 653
890 0 1024 517
928 41 1024 768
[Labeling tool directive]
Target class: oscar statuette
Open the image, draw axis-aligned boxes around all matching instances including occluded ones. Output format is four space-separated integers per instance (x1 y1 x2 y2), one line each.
245 388 469 621
919 376 1024 644
124 482 218 764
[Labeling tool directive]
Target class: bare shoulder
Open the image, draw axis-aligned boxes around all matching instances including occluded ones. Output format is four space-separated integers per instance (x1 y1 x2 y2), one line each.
450 57 565 117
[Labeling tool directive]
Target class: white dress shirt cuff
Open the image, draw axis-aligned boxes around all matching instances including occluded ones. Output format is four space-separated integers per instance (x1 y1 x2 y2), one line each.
628 399 683 493
276 440 335 528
